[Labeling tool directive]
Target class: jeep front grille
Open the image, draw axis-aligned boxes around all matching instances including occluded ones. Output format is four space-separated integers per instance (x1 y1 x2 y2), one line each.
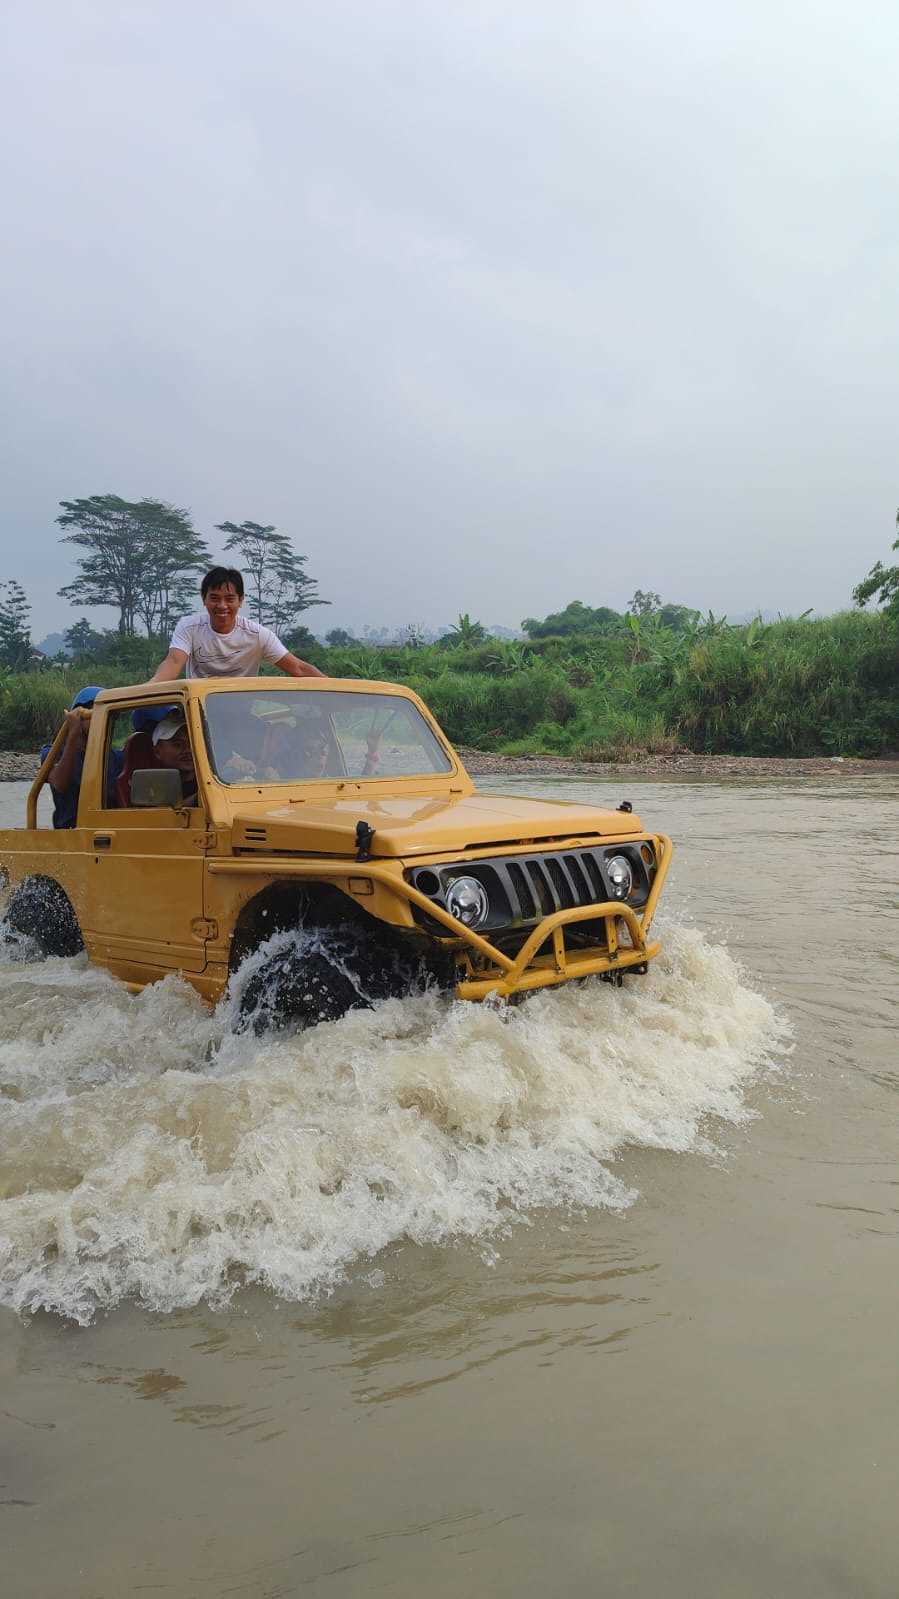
407 843 654 936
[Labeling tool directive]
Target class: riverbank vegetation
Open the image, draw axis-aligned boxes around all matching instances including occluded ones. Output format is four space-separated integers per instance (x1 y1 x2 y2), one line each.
2 496 897 759
2 608 896 759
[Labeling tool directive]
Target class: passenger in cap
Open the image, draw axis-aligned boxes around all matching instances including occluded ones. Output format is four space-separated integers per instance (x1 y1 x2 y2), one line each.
131 703 178 734
39 687 122 829
116 711 198 807
152 714 197 792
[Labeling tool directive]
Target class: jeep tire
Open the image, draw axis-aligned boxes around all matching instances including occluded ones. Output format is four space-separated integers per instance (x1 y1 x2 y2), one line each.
235 920 456 1035
237 943 367 1035
2 876 84 958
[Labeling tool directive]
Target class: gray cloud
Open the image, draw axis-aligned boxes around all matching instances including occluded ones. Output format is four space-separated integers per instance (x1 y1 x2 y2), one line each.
3 0 899 638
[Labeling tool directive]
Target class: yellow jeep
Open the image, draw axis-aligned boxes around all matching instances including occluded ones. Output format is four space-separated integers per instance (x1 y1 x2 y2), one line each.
0 678 672 1029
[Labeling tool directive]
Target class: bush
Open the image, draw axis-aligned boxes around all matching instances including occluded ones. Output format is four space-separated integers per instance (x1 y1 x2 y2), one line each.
0 669 131 749
670 612 899 755
575 717 680 763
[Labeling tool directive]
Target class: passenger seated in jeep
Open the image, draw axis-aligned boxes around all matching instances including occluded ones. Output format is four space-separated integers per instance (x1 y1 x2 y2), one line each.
217 710 333 782
116 713 198 807
40 687 123 827
261 716 330 780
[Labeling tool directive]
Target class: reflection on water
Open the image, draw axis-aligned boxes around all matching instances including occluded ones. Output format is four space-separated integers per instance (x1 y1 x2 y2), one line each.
1 774 898 1598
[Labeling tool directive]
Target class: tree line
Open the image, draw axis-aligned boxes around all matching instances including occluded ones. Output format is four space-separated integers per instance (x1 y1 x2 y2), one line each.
2 499 899 673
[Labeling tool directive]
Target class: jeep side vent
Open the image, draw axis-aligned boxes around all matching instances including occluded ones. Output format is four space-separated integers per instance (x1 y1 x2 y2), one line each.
244 828 268 843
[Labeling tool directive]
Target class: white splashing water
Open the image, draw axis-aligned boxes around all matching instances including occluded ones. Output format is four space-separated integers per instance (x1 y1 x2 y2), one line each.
0 924 789 1324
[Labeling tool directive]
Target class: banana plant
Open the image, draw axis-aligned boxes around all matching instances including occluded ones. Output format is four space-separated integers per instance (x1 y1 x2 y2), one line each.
447 613 488 647
485 641 530 675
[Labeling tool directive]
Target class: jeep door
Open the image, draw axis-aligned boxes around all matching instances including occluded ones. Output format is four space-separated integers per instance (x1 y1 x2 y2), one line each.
80 705 208 977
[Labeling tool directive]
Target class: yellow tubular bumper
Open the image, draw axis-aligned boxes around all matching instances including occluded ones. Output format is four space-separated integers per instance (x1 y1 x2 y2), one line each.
457 902 661 999
207 833 673 1001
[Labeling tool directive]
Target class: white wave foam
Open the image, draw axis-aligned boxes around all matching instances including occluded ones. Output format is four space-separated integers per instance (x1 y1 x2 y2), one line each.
0 924 789 1323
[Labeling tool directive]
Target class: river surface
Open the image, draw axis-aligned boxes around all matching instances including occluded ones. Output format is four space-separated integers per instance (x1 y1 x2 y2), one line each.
0 774 897 1598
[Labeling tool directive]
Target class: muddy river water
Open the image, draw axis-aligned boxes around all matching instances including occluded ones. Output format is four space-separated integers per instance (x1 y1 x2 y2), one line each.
0 774 897 1598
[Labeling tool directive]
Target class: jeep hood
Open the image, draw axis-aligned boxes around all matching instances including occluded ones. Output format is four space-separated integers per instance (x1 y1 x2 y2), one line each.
230 791 643 858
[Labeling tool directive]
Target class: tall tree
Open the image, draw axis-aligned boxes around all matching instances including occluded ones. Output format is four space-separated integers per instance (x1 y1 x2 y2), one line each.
658 603 701 632
0 580 32 668
522 601 622 638
627 589 662 618
853 511 899 618
57 495 210 636
133 501 211 637
64 618 106 660
216 520 327 632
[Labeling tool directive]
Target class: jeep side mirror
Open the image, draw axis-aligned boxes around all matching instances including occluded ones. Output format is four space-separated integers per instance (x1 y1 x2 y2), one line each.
130 768 184 809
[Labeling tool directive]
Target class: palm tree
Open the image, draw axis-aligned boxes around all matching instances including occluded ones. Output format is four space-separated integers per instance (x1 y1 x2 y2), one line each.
447 613 487 646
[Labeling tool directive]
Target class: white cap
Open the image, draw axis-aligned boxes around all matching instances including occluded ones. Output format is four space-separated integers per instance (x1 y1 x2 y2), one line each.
152 714 186 746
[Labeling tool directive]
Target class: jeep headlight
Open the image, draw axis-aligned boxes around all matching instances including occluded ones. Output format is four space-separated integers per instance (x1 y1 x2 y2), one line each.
445 875 490 929
606 855 633 899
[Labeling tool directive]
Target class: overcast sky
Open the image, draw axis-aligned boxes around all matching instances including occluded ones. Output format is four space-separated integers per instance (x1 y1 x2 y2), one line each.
2 0 898 639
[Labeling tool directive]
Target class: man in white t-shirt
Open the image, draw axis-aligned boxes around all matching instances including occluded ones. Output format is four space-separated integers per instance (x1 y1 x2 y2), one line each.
150 567 325 682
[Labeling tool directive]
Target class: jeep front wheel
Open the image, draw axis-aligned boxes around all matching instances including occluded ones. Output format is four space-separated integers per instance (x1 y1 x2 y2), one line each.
236 942 368 1035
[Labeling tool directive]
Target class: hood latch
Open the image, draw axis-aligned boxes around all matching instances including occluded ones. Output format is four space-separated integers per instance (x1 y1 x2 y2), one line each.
355 820 375 861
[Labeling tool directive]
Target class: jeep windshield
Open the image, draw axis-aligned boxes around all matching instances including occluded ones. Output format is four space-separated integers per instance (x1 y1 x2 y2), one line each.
204 689 453 784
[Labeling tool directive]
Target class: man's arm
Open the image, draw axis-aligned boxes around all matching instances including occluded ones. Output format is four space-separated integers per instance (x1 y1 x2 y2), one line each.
149 648 189 683
275 653 326 679
49 710 88 793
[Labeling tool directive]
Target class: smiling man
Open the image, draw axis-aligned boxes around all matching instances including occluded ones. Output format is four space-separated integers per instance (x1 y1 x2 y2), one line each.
150 567 324 681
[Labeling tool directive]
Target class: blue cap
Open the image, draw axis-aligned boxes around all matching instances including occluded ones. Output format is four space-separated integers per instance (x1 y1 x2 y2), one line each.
132 703 178 732
70 686 102 709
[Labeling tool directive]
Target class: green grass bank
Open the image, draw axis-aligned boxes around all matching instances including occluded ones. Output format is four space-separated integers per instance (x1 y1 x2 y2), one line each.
3 611 897 759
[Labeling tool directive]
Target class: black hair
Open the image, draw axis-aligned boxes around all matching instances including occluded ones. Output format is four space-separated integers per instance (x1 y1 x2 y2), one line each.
201 566 244 599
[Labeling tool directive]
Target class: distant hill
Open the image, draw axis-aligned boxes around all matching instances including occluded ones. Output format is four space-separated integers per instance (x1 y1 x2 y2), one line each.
36 632 68 657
